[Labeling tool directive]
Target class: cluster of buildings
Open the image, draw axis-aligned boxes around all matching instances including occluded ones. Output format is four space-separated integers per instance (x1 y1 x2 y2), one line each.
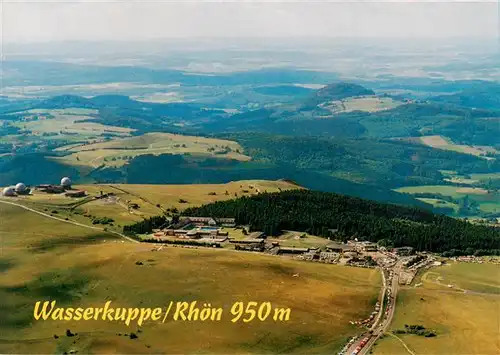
1 182 30 197
1 177 87 198
149 220 394 266
153 217 236 242
35 177 73 194
148 217 438 275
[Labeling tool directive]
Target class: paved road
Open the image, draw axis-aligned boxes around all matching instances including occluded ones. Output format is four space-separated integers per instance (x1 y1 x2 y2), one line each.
360 259 405 355
344 258 406 355
0 198 138 243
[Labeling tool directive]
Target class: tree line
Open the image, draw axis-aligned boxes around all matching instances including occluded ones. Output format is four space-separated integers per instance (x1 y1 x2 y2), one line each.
123 215 168 235
182 190 500 255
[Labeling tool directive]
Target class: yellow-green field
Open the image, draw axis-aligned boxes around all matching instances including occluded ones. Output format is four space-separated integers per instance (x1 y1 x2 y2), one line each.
324 96 401 114
470 172 500 181
54 133 250 168
396 185 491 198
373 262 500 355
419 135 498 159
2 180 302 231
11 109 133 138
442 177 479 185
131 92 183 103
103 180 298 209
396 185 500 216
0 202 381 354
267 231 332 248
1 83 179 98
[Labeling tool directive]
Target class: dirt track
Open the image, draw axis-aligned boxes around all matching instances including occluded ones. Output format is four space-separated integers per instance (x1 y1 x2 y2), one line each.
0 198 138 243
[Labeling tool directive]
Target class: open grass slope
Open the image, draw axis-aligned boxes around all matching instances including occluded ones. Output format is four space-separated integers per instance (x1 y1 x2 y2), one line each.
396 185 500 217
419 135 498 159
396 185 490 198
322 96 401 114
101 179 300 209
470 172 500 182
2 179 302 237
11 108 133 138
0 202 381 354
55 132 250 168
267 231 332 249
373 262 500 355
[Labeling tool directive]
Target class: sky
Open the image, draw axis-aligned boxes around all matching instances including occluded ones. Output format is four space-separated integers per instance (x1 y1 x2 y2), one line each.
2 0 499 43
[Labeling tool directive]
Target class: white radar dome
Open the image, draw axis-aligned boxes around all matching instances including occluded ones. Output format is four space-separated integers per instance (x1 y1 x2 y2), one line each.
15 182 27 193
2 187 16 196
61 177 72 187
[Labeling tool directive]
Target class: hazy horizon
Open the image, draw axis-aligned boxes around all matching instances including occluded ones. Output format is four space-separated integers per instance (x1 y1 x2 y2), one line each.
3 0 499 45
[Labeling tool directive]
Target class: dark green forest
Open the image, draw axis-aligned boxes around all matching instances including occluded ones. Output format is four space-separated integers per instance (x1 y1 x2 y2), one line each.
228 133 499 188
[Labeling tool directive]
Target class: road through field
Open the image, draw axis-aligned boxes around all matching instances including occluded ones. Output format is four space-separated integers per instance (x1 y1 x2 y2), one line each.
345 258 407 355
0 199 138 243
362 259 406 355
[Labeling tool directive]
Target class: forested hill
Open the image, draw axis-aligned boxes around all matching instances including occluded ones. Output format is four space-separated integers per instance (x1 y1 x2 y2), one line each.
305 82 375 107
183 190 500 255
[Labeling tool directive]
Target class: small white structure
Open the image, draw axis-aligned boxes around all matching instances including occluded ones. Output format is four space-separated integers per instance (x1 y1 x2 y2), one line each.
61 177 72 188
15 182 27 193
2 186 16 197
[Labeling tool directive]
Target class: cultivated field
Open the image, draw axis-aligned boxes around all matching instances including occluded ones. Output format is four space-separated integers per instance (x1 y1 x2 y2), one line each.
396 185 500 216
419 135 498 159
0 202 381 354
132 92 183 103
372 262 500 355
12 109 133 137
324 96 401 114
7 108 134 150
396 185 490 198
1 83 180 98
55 132 250 168
470 172 500 181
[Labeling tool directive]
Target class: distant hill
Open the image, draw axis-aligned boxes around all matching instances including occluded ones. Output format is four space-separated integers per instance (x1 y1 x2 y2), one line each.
12 94 227 133
211 81 499 147
215 82 377 137
305 82 375 107
429 83 500 110
40 95 98 109
358 102 499 146
253 85 315 97
89 94 139 108
2 61 339 87
229 133 498 188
